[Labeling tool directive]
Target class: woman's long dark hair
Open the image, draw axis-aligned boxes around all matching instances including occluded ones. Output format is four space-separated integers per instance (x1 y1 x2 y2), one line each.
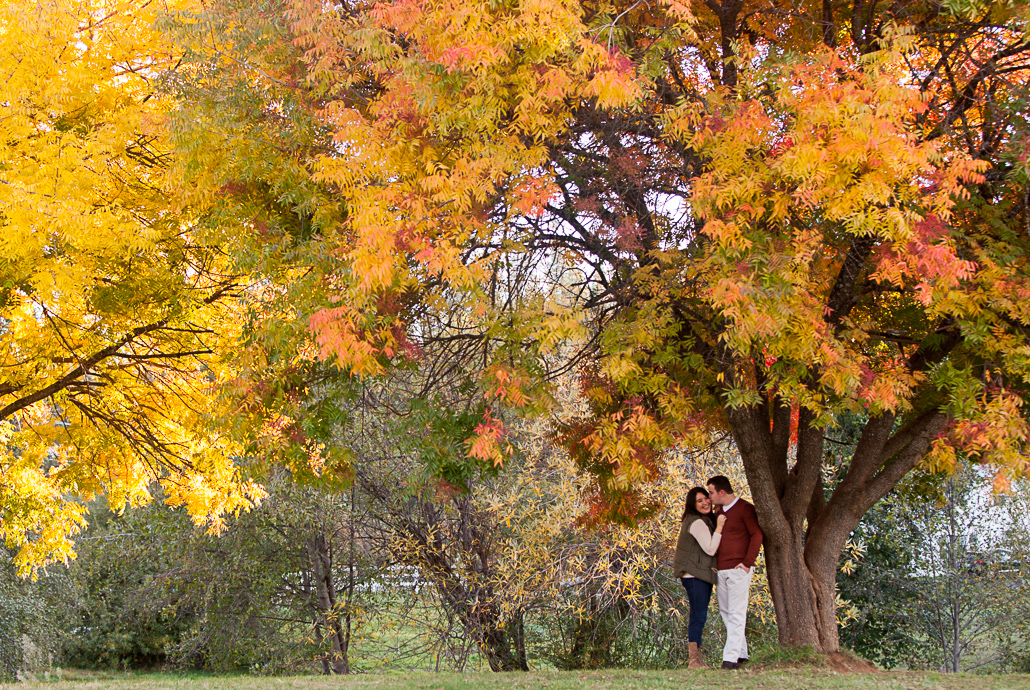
681 486 715 527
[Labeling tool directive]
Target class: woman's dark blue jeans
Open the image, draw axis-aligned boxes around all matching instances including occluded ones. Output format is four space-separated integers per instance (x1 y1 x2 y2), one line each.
680 576 713 646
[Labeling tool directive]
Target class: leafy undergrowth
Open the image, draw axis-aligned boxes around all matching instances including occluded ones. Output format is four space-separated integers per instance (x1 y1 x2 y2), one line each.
5 667 1030 690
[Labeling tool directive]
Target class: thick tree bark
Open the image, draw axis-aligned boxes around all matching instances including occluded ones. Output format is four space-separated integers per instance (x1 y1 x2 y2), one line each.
728 400 949 653
763 535 821 647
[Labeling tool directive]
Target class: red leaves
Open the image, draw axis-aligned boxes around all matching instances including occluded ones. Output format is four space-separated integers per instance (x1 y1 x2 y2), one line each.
615 218 644 252
466 409 511 467
872 213 978 306
373 82 425 133
370 0 425 34
768 136 794 157
913 213 947 240
308 305 394 374
433 478 462 502
219 180 249 196
702 113 726 134
608 50 634 74
577 485 659 528
393 224 418 252
512 177 559 217
483 365 531 408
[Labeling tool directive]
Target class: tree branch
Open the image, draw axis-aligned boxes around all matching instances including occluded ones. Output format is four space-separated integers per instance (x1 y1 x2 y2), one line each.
0 321 170 422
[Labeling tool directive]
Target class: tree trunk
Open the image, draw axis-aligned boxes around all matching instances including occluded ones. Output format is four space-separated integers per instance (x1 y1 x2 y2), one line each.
513 612 528 671
763 531 822 648
361 478 528 672
728 399 949 653
307 534 349 675
946 479 961 673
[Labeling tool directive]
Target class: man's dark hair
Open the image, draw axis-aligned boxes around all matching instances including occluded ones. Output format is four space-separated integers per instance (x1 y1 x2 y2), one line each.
707 475 734 495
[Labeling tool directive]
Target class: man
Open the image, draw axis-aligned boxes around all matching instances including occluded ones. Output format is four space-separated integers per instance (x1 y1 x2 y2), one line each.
707 475 763 670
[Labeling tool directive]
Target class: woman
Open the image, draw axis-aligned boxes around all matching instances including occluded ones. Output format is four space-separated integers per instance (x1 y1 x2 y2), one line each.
672 486 725 670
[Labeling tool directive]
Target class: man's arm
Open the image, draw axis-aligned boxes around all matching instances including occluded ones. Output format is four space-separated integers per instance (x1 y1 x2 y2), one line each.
742 504 764 569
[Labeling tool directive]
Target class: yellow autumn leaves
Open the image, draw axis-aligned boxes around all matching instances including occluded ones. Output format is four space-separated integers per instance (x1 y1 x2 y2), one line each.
0 0 265 576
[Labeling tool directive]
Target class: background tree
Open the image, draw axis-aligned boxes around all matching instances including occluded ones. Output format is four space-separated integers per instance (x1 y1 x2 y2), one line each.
159 476 373 675
840 467 1030 671
911 475 1030 672
48 476 383 675
834 493 925 669
0 546 68 681
57 500 197 671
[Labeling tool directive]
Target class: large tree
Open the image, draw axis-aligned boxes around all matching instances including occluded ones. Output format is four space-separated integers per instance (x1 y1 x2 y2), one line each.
0 0 266 574
166 0 1030 654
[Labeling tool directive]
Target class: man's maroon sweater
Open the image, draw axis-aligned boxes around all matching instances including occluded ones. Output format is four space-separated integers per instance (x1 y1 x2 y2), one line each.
715 498 763 570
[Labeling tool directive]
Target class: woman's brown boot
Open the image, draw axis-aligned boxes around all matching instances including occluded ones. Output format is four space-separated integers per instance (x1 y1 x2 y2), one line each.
688 642 708 670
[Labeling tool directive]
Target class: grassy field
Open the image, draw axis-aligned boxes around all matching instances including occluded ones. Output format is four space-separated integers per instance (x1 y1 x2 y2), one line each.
6 667 1030 690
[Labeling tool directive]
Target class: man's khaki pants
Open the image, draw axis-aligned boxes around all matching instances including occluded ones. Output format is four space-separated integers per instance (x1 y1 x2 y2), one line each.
716 567 752 663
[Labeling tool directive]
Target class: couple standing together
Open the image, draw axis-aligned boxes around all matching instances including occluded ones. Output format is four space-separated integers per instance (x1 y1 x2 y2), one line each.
672 475 764 671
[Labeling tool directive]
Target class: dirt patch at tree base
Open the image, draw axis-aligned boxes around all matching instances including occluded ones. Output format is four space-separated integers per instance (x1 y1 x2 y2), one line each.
823 651 880 673
750 648 881 673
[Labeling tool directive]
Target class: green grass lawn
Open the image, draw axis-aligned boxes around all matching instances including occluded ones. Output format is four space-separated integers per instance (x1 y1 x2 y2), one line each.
6 667 1030 690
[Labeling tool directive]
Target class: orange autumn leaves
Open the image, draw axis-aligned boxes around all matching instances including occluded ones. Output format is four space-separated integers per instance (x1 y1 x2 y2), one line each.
297 0 648 465
295 0 1029 506
687 51 988 414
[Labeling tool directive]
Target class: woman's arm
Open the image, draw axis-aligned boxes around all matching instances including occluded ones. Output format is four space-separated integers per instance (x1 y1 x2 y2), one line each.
689 519 723 556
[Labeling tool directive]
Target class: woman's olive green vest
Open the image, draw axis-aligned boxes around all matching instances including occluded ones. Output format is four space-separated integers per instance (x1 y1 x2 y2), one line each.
672 514 717 584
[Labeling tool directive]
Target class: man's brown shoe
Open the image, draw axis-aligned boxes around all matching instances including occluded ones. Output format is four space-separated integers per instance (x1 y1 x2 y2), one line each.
720 661 739 670
737 657 749 665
